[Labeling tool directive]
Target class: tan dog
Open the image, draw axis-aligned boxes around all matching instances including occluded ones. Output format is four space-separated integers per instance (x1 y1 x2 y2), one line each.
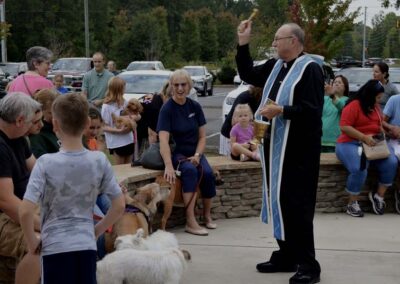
155 168 224 230
121 98 143 116
111 112 136 131
104 182 164 253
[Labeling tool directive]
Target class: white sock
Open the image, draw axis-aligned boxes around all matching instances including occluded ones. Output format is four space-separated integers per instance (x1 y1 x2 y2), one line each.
374 193 384 202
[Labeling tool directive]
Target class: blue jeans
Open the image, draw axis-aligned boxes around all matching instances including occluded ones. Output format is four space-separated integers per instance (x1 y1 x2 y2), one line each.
95 194 111 259
96 194 111 215
172 153 216 199
336 141 398 195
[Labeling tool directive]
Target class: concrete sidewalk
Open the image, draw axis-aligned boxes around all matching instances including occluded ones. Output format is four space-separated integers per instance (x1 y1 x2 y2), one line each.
171 213 400 284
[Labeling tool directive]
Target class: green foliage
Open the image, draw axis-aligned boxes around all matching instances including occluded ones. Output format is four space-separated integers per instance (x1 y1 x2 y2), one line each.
215 12 238 59
179 10 200 62
217 64 236 84
381 0 400 9
287 0 358 59
197 8 218 62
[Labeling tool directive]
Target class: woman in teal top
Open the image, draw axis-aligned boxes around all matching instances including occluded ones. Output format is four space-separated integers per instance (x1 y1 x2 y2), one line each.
321 75 349 152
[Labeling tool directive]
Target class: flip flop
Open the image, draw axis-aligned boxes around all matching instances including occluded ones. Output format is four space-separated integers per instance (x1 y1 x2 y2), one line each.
185 226 208 236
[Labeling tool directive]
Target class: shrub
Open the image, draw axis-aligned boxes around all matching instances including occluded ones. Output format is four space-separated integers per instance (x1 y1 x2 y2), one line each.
217 65 236 84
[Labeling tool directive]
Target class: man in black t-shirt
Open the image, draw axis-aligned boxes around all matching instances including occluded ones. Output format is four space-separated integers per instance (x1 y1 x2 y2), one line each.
0 92 42 284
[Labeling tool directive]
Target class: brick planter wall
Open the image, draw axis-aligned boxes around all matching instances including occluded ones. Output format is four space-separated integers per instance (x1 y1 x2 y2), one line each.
121 154 397 229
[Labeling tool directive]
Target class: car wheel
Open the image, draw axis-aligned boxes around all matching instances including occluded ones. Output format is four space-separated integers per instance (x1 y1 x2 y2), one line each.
207 83 213 96
202 83 207 96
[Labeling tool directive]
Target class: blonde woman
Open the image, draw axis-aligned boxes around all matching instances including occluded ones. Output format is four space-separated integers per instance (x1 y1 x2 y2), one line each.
158 69 216 236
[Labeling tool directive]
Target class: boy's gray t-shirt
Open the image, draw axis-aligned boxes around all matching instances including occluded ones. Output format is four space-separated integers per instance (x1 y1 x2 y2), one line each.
24 149 122 256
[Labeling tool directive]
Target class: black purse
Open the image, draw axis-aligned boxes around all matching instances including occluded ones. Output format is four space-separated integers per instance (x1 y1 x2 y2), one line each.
140 138 176 170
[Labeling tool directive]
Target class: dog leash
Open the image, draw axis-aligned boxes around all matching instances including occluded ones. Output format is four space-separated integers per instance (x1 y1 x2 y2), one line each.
175 157 203 212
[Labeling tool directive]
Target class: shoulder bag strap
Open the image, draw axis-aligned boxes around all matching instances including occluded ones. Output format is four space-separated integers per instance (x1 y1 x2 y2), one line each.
22 75 33 96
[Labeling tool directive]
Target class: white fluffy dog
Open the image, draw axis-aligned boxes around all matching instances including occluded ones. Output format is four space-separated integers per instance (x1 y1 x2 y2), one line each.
114 228 179 251
97 248 187 284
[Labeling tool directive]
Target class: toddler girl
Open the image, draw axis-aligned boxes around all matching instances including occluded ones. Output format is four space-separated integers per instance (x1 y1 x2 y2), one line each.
230 104 260 161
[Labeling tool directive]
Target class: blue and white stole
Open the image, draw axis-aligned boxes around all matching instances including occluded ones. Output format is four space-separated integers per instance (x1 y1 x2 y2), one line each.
255 55 315 240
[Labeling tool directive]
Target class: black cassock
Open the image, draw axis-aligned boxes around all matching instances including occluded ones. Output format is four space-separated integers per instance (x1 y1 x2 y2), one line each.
236 44 324 273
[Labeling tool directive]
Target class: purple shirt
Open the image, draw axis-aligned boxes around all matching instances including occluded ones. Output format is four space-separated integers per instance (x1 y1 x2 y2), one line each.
230 123 254 144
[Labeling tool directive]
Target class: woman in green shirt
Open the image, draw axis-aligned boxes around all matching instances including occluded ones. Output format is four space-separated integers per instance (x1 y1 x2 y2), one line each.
321 75 349 152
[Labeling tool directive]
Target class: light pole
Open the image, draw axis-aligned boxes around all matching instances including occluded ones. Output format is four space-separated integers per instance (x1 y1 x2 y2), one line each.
0 0 7 62
84 0 89 57
362 6 367 67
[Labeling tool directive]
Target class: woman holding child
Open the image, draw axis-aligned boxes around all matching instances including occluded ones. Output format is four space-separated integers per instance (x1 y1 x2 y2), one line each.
158 69 216 236
336 79 398 217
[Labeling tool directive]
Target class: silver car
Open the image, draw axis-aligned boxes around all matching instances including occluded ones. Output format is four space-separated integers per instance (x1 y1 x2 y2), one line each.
336 67 400 96
118 70 198 102
183 65 213 96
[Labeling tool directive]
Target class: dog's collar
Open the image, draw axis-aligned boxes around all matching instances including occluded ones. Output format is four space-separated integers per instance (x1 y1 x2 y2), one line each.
125 204 141 214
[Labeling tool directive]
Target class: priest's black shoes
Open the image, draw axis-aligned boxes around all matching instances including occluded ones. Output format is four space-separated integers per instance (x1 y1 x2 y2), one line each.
256 261 297 273
289 271 320 284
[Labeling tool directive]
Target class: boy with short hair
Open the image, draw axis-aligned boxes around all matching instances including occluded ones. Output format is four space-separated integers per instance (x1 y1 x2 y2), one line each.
19 93 125 284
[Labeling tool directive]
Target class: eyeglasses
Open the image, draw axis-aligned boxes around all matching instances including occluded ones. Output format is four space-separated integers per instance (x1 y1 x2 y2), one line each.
173 83 187 88
273 36 293 42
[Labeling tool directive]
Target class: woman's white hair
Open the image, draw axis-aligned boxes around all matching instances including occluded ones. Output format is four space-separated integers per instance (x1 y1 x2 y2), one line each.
169 69 193 90
0 92 42 123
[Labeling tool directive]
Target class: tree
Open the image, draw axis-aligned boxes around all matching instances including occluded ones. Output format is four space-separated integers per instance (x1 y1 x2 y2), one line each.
215 12 238 59
196 8 218 62
381 0 400 9
287 0 359 59
179 11 200 62
130 7 171 61
368 13 386 57
256 0 289 25
108 10 133 68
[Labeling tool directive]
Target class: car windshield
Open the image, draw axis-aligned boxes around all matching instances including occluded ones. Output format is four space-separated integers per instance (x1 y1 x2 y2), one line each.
126 63 157 71
389 69 400 84
184 68 204 76
51 59 90 71
337 69 372 84
0 64 20 76
118 74 169 94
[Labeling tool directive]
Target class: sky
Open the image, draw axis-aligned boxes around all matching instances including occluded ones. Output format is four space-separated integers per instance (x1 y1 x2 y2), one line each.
349 0 398 26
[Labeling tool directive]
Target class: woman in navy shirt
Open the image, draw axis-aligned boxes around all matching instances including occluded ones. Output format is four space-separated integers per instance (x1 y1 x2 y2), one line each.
157 69 216 236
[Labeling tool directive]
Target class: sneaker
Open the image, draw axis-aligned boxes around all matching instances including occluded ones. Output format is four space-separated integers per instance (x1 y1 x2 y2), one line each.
395 190 400 215
346 201 364 217
369 192 385 215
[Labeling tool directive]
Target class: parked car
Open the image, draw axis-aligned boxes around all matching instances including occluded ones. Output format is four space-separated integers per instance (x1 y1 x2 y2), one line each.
384 58 400 65
335 56 362 68
364 57 383 67
0 62 28 91
47 57 93 92
126 61 165 71
183 65 213 96
118 70 198 102
335 67 400 97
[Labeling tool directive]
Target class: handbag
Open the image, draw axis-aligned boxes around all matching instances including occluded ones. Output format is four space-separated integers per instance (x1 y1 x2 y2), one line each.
362 135 390 160
140 139 176 170
361 109 390 160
